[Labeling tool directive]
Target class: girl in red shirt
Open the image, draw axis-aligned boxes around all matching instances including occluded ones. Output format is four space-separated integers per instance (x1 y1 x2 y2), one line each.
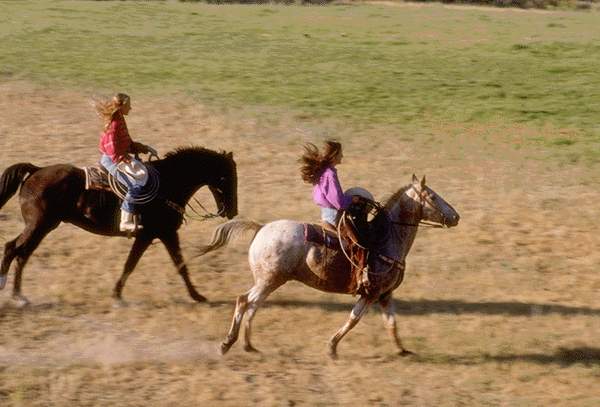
95 93 155 232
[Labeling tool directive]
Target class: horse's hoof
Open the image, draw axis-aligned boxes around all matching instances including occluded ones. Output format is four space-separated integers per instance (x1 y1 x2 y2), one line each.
328 344 338 360
243 344 260 353
112 299 129 308
191 293 207 303
0 274 6 290
12 295 30 308
398 349 414 357
220 341 232 355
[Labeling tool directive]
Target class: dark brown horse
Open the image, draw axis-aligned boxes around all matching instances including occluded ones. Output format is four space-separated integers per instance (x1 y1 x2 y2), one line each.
0 146 237 306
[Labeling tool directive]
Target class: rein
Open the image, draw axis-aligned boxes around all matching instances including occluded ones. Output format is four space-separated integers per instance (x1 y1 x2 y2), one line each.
391 220 445 228
184 196 225 221
164 196 224 222
336 214 366 270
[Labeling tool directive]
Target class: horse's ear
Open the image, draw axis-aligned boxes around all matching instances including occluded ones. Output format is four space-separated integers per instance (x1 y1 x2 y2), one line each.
412 174 419 184
421 175 426 188
226 151 233 159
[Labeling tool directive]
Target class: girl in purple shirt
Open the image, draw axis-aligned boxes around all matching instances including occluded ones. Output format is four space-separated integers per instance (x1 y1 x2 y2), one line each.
300 140 350 227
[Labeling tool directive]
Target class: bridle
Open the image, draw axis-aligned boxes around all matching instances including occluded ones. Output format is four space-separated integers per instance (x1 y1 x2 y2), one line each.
390 184 447 229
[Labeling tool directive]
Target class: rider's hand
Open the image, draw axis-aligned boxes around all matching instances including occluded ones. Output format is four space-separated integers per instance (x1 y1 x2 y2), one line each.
146 146 158 157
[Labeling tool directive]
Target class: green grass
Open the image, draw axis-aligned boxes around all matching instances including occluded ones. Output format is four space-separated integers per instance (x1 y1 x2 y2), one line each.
2 1 600 138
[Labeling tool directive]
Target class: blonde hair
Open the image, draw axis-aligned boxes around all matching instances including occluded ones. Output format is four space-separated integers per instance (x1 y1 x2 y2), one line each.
299 140 343 185
94 93 130 128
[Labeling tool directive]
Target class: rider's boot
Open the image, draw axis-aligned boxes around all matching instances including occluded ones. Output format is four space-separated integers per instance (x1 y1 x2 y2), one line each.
120 209 143 232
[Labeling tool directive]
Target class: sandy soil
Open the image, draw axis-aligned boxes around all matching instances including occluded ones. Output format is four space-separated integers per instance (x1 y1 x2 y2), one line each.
0 81 599 406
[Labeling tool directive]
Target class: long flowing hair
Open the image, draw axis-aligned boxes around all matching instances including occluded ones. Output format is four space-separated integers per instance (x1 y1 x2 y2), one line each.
299 140 342 185
94 93 130 129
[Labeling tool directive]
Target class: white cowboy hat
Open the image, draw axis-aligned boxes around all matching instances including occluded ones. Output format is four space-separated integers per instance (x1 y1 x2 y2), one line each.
117 159 149 186
344 187 374 202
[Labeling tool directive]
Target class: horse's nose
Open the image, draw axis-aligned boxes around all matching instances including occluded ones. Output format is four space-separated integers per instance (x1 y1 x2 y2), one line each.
445 212 459 227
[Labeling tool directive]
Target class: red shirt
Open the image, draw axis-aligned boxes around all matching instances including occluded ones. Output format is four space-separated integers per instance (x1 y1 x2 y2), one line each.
99 111 132 162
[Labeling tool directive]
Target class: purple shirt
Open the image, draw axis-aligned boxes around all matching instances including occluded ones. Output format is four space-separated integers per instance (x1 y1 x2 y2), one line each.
312 167 351 210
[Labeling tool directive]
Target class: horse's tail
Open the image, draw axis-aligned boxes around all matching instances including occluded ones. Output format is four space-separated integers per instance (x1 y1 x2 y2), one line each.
0 163 41 210
194 219 264 257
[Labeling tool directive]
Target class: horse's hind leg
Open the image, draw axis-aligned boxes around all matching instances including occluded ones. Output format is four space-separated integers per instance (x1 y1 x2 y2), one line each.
221 291 250 355
0 237 19 290
221 280 284 355
328 297 370 359
243 302 261 353
10 222 57 305
242 281 284 353
378 293 412 356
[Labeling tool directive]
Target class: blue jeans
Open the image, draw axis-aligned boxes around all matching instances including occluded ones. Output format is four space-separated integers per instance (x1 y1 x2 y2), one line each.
320 207 338 226
100 154 144 213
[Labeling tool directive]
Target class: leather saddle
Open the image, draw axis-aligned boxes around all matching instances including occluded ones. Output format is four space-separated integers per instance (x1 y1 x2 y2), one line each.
304 223 345 251
83 165 111 191
304 220 369 295
84 162 157 195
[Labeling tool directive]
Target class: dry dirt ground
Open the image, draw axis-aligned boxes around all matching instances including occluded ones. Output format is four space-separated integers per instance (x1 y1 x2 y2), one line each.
0 82 599 406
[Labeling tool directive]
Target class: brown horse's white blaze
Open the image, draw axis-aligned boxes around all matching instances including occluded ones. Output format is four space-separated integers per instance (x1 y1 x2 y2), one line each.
200 175 459 358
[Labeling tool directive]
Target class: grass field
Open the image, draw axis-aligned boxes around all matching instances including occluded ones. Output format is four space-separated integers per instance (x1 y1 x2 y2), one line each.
0 1 600 406
2 1 600 132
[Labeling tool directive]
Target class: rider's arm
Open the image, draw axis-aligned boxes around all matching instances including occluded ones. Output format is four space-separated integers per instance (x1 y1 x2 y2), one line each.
322 168 351 210
130 141 147 154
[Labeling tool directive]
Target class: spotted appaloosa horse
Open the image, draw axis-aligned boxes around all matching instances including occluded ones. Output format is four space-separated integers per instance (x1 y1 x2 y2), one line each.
197 175 459 358
0 147 237 306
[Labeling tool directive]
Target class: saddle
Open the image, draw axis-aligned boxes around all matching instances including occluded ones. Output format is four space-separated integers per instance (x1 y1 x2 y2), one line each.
304 223 344 251
304 219 370 295
83 162 157 197
83 162 159 233
84 165 111 191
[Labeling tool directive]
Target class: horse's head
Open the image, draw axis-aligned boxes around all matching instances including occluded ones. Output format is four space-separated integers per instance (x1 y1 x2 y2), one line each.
406 174 459 227
209 151 238 220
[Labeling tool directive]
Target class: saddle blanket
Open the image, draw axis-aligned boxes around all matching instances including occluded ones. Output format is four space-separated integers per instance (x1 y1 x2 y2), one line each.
304 223 344 251
83 166 111 191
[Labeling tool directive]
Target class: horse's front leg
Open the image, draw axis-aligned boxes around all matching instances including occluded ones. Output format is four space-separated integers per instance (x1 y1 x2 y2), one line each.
112 235 153 305
328 297 370 359
379 292 412 356
160 232 206 303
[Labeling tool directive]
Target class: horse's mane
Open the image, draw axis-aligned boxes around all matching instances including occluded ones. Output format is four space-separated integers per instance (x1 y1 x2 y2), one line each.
383 184 412 210
362 185 412 246
162 146 228 162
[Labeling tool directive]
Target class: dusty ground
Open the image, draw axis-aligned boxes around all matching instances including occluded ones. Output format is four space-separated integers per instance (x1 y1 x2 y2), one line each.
0 81 599 406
